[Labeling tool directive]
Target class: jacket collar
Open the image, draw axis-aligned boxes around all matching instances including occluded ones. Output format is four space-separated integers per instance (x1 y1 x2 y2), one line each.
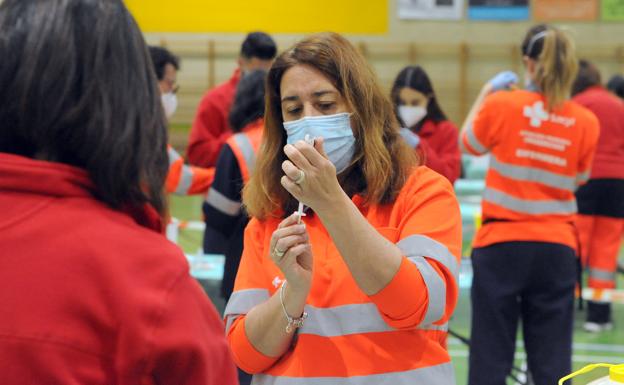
0 153 163 232
230 68 242 86
413 119 436 137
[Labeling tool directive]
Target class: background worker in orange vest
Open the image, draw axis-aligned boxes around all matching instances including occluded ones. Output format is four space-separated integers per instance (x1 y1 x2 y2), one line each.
203 69 266 301
203 68 266 385
224 32 462 385
391 65 461 183
148 46 215 195
187 32 276 168
572 60 624 332
460 25 599 385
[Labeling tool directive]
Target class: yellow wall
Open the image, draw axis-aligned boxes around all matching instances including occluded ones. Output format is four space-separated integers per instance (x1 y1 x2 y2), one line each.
124 0 388 34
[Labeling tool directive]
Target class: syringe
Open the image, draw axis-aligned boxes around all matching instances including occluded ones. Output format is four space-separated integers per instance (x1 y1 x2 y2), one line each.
296 134 315 224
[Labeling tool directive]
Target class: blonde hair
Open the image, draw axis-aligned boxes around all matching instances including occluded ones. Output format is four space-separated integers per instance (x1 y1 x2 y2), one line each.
243 32 419 220
522 25 578 110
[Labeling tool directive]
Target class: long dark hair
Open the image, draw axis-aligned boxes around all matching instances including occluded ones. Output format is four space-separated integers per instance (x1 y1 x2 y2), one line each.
390 65 448 127
228 70 267 132
0 0 169 217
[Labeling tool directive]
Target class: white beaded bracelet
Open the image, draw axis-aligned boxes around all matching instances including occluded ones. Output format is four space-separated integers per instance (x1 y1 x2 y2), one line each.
279 281 308 333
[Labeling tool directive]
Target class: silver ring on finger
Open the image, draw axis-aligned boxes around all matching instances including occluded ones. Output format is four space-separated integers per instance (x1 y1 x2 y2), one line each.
294 170 305 185
273 246 286 258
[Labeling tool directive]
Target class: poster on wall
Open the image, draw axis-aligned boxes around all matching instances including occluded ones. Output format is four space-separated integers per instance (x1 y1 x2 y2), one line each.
398 0 464 20
468 0 529 20
602 0 624 21
534 0 598 21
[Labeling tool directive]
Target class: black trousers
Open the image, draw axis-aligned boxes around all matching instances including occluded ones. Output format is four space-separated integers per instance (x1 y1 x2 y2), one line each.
468 241 577 385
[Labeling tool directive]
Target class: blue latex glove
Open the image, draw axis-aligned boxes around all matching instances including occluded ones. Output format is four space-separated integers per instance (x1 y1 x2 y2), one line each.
400 127 420 149
489 71 519 92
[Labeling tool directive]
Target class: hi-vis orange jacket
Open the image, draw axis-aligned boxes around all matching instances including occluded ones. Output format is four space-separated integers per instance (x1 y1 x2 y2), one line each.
461 90 600 249
166 145 215 195
224 167 462 385
204 120 264 218
226 120 263 183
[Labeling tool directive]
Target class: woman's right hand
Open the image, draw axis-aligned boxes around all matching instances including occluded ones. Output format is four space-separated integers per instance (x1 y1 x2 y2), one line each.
488 70 519 92
269 213 313 295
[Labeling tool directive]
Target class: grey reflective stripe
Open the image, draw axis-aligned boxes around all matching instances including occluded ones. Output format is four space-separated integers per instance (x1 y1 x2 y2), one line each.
167 146 181 167
588 268 616 282
251 362 455 385
299 304 448 337
396 235 457 325
174 165 194 194
459 134 469 154
483 187 577 215
224 288 270 317
225 314 241 334
408 256 446 325
490 156 576 191
233 133 257 175
205 187 242 216
464 125 488 154
300 303 393 337
397 235 459 280
576 170 591 185
423 322 449 332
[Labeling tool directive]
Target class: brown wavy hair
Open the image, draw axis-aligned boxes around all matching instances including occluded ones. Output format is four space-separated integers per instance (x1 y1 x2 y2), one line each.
243 32 419 220
522 24 578 110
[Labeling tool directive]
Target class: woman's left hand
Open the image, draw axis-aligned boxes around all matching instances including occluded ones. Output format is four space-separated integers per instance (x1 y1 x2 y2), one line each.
281 138 345 213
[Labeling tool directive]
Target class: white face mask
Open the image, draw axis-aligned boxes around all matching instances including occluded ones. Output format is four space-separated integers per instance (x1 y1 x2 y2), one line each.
398 105 427 128
161 92 178 119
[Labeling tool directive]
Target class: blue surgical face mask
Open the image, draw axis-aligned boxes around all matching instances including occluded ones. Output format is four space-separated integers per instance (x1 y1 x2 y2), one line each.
283 112 355 174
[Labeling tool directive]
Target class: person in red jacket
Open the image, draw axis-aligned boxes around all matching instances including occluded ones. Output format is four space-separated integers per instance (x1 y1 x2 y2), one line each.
187 32 277 168
572 60 624 332
0 1 237 384
391 65 461 183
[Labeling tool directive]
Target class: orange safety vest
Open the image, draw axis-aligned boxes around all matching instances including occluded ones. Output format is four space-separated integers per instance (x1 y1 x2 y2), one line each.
461 90 600 249
166 145 215 195
203 121 263 217
226 121 264 184
224 167 462 384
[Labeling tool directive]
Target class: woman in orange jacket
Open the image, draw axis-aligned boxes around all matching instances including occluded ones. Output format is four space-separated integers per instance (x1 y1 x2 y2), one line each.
223 32 462 385
460 25 599 385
